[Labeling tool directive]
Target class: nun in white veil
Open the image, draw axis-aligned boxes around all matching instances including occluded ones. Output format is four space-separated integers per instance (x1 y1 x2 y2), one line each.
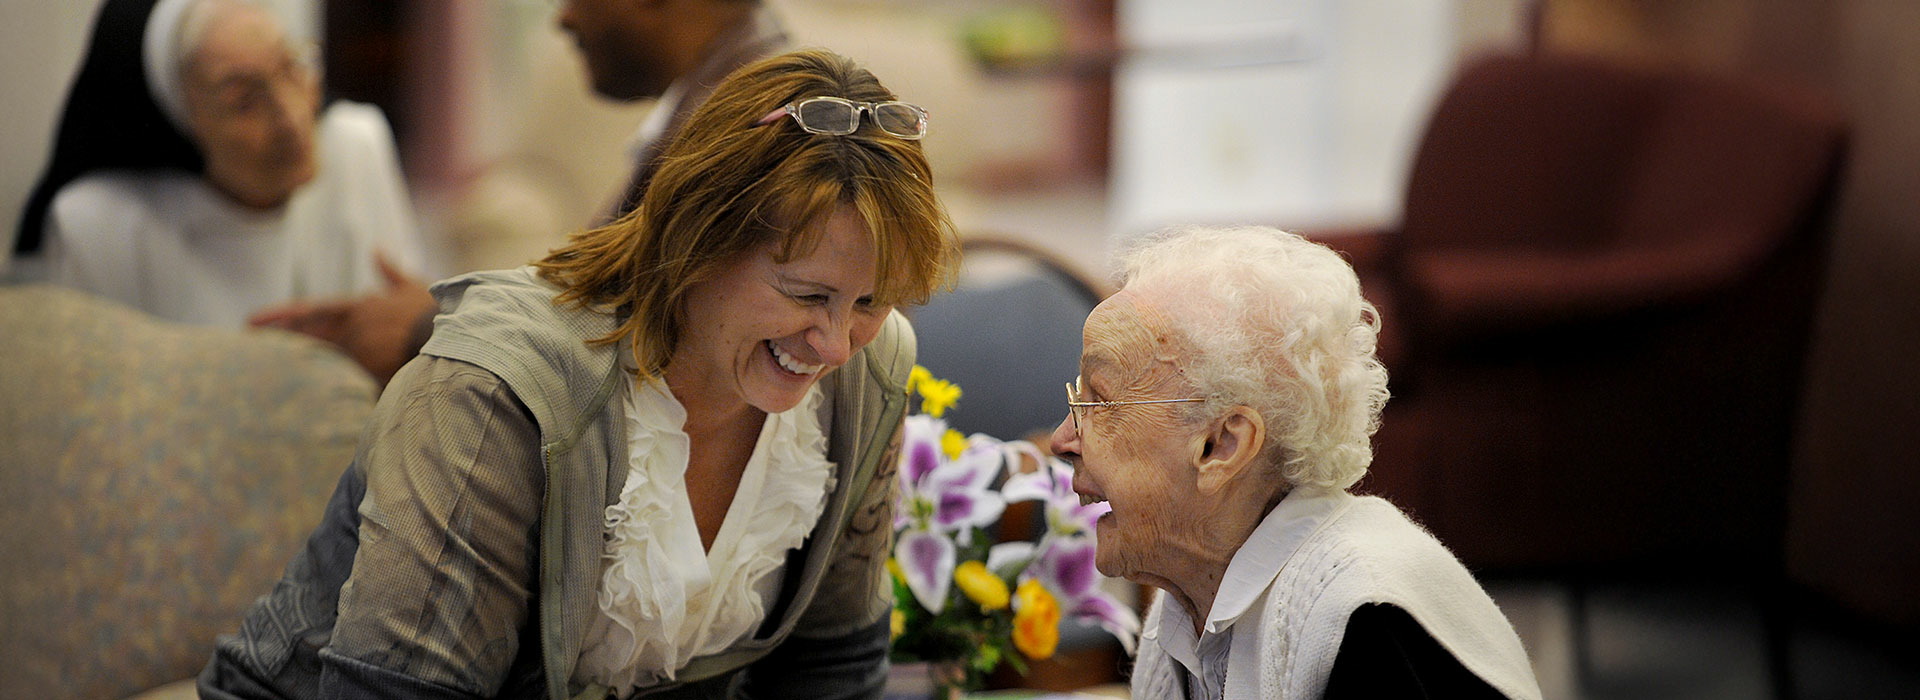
15 0 424 329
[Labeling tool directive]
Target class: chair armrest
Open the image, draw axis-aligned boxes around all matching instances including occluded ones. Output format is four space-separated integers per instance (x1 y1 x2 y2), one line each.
1298 226 1394 276
1403 225 1778 337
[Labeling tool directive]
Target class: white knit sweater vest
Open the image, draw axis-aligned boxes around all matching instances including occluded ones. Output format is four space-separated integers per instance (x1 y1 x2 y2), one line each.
1130 496 1542 700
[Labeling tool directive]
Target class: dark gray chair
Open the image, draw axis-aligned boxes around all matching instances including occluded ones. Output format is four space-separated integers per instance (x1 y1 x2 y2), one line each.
909 237 1110 444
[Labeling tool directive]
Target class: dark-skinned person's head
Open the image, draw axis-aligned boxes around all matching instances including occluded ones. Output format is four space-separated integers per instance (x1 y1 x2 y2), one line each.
555 0 760 101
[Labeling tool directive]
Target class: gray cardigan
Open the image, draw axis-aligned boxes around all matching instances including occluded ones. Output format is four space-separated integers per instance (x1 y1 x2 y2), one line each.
200 268 911 700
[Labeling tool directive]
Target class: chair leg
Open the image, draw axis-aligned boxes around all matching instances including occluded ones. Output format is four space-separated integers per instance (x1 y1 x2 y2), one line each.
1761 581 1796 700
1569 579 1593 693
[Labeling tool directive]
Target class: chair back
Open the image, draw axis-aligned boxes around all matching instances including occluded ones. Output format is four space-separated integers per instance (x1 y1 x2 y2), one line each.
0 287 376 699
1368 52 1849 573
908 237 1110 443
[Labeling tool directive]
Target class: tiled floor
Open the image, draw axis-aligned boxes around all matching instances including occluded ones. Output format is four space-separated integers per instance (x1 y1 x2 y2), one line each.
1489 580 1919 699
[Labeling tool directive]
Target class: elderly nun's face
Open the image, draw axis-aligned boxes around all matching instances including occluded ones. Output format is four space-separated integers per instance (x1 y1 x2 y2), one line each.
181 2 319 209
669 204 889 415
1049 291 1206 586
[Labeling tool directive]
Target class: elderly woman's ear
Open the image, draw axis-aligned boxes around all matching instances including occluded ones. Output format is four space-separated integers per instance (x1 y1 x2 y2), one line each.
1193 405 1266 495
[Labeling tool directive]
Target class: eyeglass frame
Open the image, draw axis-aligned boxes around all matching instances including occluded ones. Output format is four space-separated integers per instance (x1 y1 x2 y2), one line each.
754 96 929 140
1063 376 1207 435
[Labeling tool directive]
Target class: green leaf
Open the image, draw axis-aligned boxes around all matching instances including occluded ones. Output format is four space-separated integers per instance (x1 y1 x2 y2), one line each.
972 644 1001 672
1004 651 1030 676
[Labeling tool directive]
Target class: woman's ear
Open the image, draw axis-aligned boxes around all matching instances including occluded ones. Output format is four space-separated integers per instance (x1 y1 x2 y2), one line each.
1194 405 1265 495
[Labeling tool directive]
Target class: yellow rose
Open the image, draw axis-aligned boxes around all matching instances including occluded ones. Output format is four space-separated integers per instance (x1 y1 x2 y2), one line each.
1011 579 1061 659
954 560 1010 611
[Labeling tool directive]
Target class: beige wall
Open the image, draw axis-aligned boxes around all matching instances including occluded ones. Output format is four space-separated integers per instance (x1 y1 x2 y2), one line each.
0 2 98 275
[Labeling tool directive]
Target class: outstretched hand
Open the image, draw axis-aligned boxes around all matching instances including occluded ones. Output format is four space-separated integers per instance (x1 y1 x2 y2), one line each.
250 251 438 386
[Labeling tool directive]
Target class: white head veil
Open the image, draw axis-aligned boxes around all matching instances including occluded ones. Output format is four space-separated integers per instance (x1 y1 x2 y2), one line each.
140 0 216 134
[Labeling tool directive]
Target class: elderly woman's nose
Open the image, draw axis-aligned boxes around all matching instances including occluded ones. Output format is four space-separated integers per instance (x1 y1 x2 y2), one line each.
271 83 307 127
1048 414 1078 457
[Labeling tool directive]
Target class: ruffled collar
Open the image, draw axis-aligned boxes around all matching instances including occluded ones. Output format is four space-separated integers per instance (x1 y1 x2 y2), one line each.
574 376 836 694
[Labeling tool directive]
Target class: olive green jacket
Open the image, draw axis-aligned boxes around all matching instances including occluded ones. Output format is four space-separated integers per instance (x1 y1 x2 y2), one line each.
201 267 908 700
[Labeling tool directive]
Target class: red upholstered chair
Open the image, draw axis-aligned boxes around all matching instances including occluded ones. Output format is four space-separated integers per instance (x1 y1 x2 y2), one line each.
1334 51 1849 577
1320 53 1849 693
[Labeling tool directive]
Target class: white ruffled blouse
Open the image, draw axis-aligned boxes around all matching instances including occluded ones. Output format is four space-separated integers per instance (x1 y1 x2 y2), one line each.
573 376 836 695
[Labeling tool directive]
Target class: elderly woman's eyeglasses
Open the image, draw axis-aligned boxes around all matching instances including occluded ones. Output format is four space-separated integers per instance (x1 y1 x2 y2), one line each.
755 96 929 140
1064 376 1206 434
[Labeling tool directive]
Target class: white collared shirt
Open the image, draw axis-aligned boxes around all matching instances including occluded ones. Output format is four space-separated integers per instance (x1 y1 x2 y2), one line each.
1155 488 1355 700
627 81 687 165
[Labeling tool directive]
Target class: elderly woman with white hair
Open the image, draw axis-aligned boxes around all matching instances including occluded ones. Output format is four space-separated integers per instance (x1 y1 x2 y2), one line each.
1048 226 1542 700
15 0 423 330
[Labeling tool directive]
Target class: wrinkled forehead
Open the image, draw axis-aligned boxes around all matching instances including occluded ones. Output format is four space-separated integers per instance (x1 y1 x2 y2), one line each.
185 2 294 80
1080 289 1183 384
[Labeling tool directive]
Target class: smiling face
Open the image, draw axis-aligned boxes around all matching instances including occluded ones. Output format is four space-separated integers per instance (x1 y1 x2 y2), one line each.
180 1 319 208
1048 291 1206 586
667 204 887 415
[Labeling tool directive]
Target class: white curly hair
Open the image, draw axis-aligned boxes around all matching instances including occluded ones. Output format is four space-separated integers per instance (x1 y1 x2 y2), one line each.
1115 225 1390 491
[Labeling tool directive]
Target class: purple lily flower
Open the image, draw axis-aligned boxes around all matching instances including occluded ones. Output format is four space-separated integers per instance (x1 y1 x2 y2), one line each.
894 415 1008 614
1023 536 1141 654
896 528 957 614
1001 455 1138 653
1002 456 1110 537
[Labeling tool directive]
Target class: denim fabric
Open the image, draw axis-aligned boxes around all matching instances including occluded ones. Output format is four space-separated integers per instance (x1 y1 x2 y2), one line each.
199 465 363 700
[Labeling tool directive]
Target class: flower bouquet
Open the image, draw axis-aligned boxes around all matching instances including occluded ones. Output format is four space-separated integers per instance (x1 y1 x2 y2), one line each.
888 367 1139 697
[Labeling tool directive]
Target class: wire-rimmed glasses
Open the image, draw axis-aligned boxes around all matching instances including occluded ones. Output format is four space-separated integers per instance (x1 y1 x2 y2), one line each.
1063 375 1206 435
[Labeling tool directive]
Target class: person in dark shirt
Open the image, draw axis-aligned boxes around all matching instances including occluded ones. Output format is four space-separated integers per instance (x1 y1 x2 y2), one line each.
1047 225 1542 700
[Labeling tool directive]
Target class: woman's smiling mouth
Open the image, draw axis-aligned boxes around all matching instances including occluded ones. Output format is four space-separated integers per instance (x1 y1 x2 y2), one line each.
768 340 824 375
